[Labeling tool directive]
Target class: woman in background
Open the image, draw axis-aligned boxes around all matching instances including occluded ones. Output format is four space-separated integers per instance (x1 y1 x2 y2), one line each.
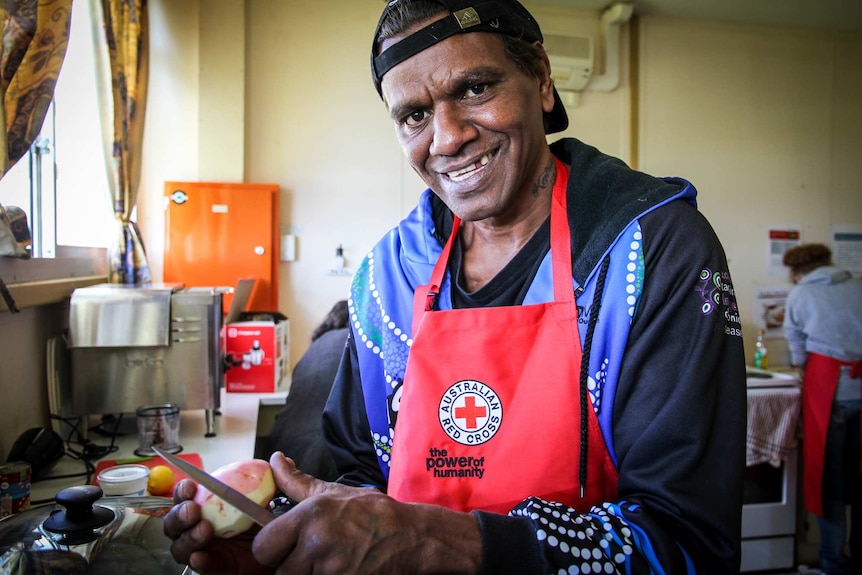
783 243 862 574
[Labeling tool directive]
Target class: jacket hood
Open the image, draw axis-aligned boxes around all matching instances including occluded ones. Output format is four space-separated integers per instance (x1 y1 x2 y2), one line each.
799 265 852 286
552 138 692 283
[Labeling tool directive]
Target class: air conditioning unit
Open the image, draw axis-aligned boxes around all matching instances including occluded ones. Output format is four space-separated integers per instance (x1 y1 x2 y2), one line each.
544 33 594 92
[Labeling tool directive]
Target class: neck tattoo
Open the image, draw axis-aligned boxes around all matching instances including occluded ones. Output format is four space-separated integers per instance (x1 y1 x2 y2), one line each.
532 157 555 197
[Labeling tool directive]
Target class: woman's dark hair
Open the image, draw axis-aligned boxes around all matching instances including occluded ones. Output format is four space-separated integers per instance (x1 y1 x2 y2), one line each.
782 243 832 277
311 300 349 342
374 0 546 82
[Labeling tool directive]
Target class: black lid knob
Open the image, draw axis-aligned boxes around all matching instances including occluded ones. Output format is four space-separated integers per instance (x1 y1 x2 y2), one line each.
42 485 116 543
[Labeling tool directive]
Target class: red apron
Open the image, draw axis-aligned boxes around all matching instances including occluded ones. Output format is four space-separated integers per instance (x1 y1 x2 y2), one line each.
388 158 619 514
802 352 862 517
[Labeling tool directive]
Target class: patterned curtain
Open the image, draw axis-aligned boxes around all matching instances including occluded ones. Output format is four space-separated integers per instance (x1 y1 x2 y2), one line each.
100 0 150 284
0 0 72 259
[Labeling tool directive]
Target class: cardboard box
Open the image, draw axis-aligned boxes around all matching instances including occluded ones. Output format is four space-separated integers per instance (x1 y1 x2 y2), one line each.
225 312 289 393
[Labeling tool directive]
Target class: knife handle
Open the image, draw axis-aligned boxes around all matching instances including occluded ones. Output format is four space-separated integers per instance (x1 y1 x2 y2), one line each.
270 496 297 517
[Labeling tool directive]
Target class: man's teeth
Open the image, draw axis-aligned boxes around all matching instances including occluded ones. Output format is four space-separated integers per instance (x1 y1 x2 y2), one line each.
447 154 491 182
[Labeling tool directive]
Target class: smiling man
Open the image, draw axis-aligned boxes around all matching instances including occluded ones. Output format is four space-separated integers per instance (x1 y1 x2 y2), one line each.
164 1 746 574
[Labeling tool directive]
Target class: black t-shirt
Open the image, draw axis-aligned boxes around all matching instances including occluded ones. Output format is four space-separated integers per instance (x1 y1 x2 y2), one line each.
442 206 550 309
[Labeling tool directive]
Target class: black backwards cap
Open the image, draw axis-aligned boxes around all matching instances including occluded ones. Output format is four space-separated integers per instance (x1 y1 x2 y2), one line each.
371 0 569 134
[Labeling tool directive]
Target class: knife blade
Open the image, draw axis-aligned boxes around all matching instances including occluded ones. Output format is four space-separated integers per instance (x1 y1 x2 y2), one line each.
151 446 275 527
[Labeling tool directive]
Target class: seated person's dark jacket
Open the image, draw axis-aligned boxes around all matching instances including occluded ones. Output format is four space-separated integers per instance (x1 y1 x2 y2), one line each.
263 327 349 481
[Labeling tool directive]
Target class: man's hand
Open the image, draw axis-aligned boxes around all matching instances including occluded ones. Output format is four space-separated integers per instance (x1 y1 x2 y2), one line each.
252 453 483 575
163 478 273 575
164 452 483 575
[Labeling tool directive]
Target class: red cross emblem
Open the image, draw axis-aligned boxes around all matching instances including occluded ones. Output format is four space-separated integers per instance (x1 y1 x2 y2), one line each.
454 395 487 429
438 380 503 445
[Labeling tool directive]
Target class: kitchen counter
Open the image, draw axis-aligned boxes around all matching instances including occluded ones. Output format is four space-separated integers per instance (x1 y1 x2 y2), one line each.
30 388 286 503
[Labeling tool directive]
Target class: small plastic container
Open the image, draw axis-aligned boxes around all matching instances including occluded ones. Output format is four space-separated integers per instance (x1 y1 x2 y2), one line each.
97 465 150 497
135 404 182 457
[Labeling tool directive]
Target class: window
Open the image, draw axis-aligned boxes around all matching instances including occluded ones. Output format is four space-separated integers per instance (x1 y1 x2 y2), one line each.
0 0 113 259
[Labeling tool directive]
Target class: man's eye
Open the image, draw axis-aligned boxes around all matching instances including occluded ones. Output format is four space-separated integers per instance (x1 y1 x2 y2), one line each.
465 84 488 98
404 110 428 127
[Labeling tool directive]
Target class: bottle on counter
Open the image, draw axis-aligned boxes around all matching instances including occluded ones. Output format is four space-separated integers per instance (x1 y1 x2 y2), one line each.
753 329 769 369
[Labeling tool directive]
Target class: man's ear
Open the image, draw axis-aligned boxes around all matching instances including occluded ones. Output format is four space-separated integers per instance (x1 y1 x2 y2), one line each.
534 42 556 115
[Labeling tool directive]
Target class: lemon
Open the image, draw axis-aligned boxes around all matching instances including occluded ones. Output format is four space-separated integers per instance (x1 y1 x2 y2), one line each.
147 465 176 496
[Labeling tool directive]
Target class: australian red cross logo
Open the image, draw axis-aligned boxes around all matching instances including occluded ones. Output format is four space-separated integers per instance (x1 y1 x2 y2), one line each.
438 380 503 445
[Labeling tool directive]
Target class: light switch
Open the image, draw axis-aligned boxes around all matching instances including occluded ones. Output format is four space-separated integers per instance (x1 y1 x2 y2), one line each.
280 234 296 262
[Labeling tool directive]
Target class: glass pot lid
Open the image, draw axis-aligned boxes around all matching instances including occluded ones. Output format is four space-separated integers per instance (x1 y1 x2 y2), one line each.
0 486 186 575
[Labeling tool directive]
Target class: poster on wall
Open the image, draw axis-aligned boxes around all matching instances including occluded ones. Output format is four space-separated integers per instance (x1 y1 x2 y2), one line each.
767 227 801 277
832 225 862 278
754 285 791 338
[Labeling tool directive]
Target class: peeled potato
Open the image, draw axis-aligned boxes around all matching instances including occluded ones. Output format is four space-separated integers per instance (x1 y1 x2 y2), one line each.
193 458 276 538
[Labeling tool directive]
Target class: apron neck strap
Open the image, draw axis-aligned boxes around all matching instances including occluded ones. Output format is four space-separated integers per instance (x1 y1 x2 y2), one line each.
427 155 572 306
549 157 572 303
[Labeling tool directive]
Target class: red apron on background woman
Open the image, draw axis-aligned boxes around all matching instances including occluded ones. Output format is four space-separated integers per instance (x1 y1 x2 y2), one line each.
802 352 862 517
388 159 618 514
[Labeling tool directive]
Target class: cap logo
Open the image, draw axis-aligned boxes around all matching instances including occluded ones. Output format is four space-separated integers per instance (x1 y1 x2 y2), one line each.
454 8 481 30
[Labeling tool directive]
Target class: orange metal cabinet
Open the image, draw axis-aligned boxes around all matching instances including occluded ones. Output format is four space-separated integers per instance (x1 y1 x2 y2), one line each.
163 182 280 313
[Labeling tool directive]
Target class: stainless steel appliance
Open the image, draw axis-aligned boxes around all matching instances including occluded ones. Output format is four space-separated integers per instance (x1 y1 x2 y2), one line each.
66 283 225 436
741 367 802 572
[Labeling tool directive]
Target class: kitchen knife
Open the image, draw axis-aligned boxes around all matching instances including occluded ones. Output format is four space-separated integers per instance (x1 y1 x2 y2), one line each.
151 446 275 527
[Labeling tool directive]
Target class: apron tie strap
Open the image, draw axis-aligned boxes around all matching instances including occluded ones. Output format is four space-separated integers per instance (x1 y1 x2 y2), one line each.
579 255 611 496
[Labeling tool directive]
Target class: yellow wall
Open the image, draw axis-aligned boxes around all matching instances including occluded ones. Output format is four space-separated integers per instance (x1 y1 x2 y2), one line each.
638 17 862 364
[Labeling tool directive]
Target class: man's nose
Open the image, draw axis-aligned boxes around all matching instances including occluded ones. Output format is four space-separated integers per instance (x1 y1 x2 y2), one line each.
430 104 478 156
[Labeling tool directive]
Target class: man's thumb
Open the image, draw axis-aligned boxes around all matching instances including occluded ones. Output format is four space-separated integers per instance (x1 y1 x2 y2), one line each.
268 451 320 502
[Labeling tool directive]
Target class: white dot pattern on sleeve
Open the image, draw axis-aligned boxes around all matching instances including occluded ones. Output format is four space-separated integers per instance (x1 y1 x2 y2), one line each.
510 498 635 574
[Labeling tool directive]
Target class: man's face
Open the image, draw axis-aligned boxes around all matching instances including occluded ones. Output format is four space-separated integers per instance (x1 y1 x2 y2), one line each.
380 29 555 224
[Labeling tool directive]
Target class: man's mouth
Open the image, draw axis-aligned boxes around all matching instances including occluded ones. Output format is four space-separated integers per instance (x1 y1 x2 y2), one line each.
446 153 493 182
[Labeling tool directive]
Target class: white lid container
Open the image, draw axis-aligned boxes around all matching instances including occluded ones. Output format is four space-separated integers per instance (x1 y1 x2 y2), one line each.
97 464 150 496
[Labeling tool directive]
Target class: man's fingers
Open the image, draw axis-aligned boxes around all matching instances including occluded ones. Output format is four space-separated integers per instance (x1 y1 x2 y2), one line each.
172 478 197 503
164 500 200 538
269 451 326 502
167 509 214 564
